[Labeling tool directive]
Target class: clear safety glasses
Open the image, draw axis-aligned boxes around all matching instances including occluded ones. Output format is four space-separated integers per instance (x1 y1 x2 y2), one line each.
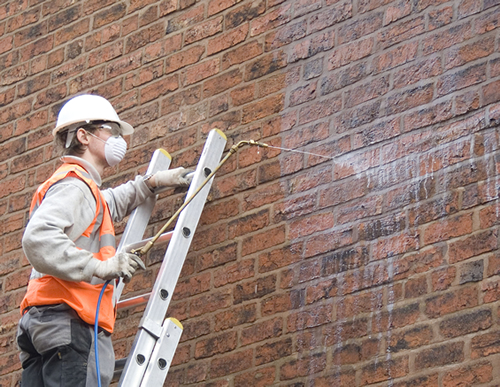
65 121 123 148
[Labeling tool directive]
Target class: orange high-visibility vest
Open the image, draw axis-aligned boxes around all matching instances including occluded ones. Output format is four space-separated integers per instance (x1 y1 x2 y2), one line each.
20 163 117 332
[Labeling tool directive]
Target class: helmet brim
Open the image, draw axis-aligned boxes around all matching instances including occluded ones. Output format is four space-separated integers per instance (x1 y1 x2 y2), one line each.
53 118 134 137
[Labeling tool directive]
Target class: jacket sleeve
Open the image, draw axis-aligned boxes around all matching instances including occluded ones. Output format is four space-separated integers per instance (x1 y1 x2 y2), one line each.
22 178 100 282
101 175 155 222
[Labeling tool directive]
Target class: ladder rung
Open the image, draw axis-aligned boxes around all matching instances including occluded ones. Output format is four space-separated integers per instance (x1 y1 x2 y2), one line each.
113 358 127 381
123 231 173 253
117 293 151 310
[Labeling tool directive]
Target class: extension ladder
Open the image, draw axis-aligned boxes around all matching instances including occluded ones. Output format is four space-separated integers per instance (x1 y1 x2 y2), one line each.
113 129 227 386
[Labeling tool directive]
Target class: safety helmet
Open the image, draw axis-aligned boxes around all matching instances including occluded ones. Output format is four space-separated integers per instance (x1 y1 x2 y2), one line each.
52 94 134 137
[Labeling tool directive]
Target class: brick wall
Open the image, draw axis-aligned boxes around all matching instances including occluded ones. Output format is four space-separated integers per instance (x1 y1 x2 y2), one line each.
2 0 500 386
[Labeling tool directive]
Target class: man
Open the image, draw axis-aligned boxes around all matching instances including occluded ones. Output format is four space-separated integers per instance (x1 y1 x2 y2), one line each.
16 94 192 387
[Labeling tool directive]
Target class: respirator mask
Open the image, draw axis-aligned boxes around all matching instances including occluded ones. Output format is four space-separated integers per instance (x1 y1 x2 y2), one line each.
68 122 127 166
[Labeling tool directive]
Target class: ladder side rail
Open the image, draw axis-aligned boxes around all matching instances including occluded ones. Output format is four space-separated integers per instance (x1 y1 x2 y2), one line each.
141 318 183 385
113 150 172 304
118 129 227 387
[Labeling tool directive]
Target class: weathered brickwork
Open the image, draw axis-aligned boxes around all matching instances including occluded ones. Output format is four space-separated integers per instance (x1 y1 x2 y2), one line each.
2 0 500 386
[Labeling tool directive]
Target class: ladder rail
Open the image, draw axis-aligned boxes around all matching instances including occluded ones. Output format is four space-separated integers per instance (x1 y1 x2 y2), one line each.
118 129 227 387
113 149 172 305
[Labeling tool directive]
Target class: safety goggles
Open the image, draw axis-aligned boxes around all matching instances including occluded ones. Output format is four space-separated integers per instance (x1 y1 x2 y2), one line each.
65 121 122 148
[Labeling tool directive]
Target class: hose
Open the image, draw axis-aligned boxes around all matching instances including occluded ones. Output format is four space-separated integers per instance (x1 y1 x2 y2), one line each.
95 279 111 387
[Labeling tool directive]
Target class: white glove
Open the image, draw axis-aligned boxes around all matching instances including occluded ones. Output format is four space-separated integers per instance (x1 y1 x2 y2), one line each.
154 167 194 188
93 252 146 283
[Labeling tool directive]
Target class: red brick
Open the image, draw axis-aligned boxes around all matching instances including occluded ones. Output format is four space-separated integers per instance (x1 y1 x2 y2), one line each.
203 68 243 98
443 361 493 387
360 356 409 385
208 0 239 16
427 7 452 30
213 303 257 332
207 24 248 56
222 40 263 70
213 258 254 287
372 41 418 74
250 4 291 37
471 330 500 359
125 22 164 54
165 45 205 74
415 342 464 370
431 266 456 291
265 20 306 51
230 84 255 106
195 331 237 359
425 286 478 318
14 21 47 47
234 366 276 386
289 30 335 63
185 16 223 45
440 309 492 338
261 289 303 316
143 34 181 63
189 289 232 317
437 62 486 97
306 278 337 304
160 0 177 17
298 95 341 125
394 56 442 89
388 325 433 352
244 50 287 82
1 63 29 86
241 317 282 346
48 4 81 32
445 36 494 70
69 68 107 95
106 51 142 79
280 352 326 380
289 81 317 107
384 0 412 25
448 230 497 264
257 69 299 97
422 213 473 245
234 275 276 304
403 100 453 132
140 75 179 103
386 82 434 115
310 0 352 33
6 8 39 33
166 4 204 34
377 16 425 49
311 370 356 387
241 94 284 125
209 349 253 378
345 76 390 108
54 19 89 46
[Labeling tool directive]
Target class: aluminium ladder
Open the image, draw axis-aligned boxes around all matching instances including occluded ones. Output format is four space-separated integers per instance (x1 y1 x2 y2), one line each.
113 129 227 387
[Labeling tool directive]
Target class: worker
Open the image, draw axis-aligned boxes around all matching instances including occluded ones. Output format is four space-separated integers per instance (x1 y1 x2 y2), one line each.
16 94 192 387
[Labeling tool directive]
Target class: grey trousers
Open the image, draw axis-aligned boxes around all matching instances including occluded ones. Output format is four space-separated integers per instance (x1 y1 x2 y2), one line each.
17 304 115 387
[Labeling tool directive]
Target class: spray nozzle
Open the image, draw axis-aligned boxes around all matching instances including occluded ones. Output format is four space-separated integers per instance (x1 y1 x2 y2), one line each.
230 139 269 153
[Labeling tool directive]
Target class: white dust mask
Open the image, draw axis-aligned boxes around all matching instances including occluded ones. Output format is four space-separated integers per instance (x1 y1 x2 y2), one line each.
86 130 127 167
104 135 127 166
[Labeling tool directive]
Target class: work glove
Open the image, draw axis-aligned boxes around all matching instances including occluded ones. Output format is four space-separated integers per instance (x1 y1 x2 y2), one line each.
93 252 146 283
154 167 194 188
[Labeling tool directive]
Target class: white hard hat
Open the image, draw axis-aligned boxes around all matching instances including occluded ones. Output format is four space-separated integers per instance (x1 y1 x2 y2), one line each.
53 94 134 137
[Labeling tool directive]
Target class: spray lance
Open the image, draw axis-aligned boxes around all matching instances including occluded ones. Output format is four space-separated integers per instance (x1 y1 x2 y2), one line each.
129 139 269 258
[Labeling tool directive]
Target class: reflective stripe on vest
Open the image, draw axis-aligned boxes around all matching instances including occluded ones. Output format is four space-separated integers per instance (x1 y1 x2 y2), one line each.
20 163 117 332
